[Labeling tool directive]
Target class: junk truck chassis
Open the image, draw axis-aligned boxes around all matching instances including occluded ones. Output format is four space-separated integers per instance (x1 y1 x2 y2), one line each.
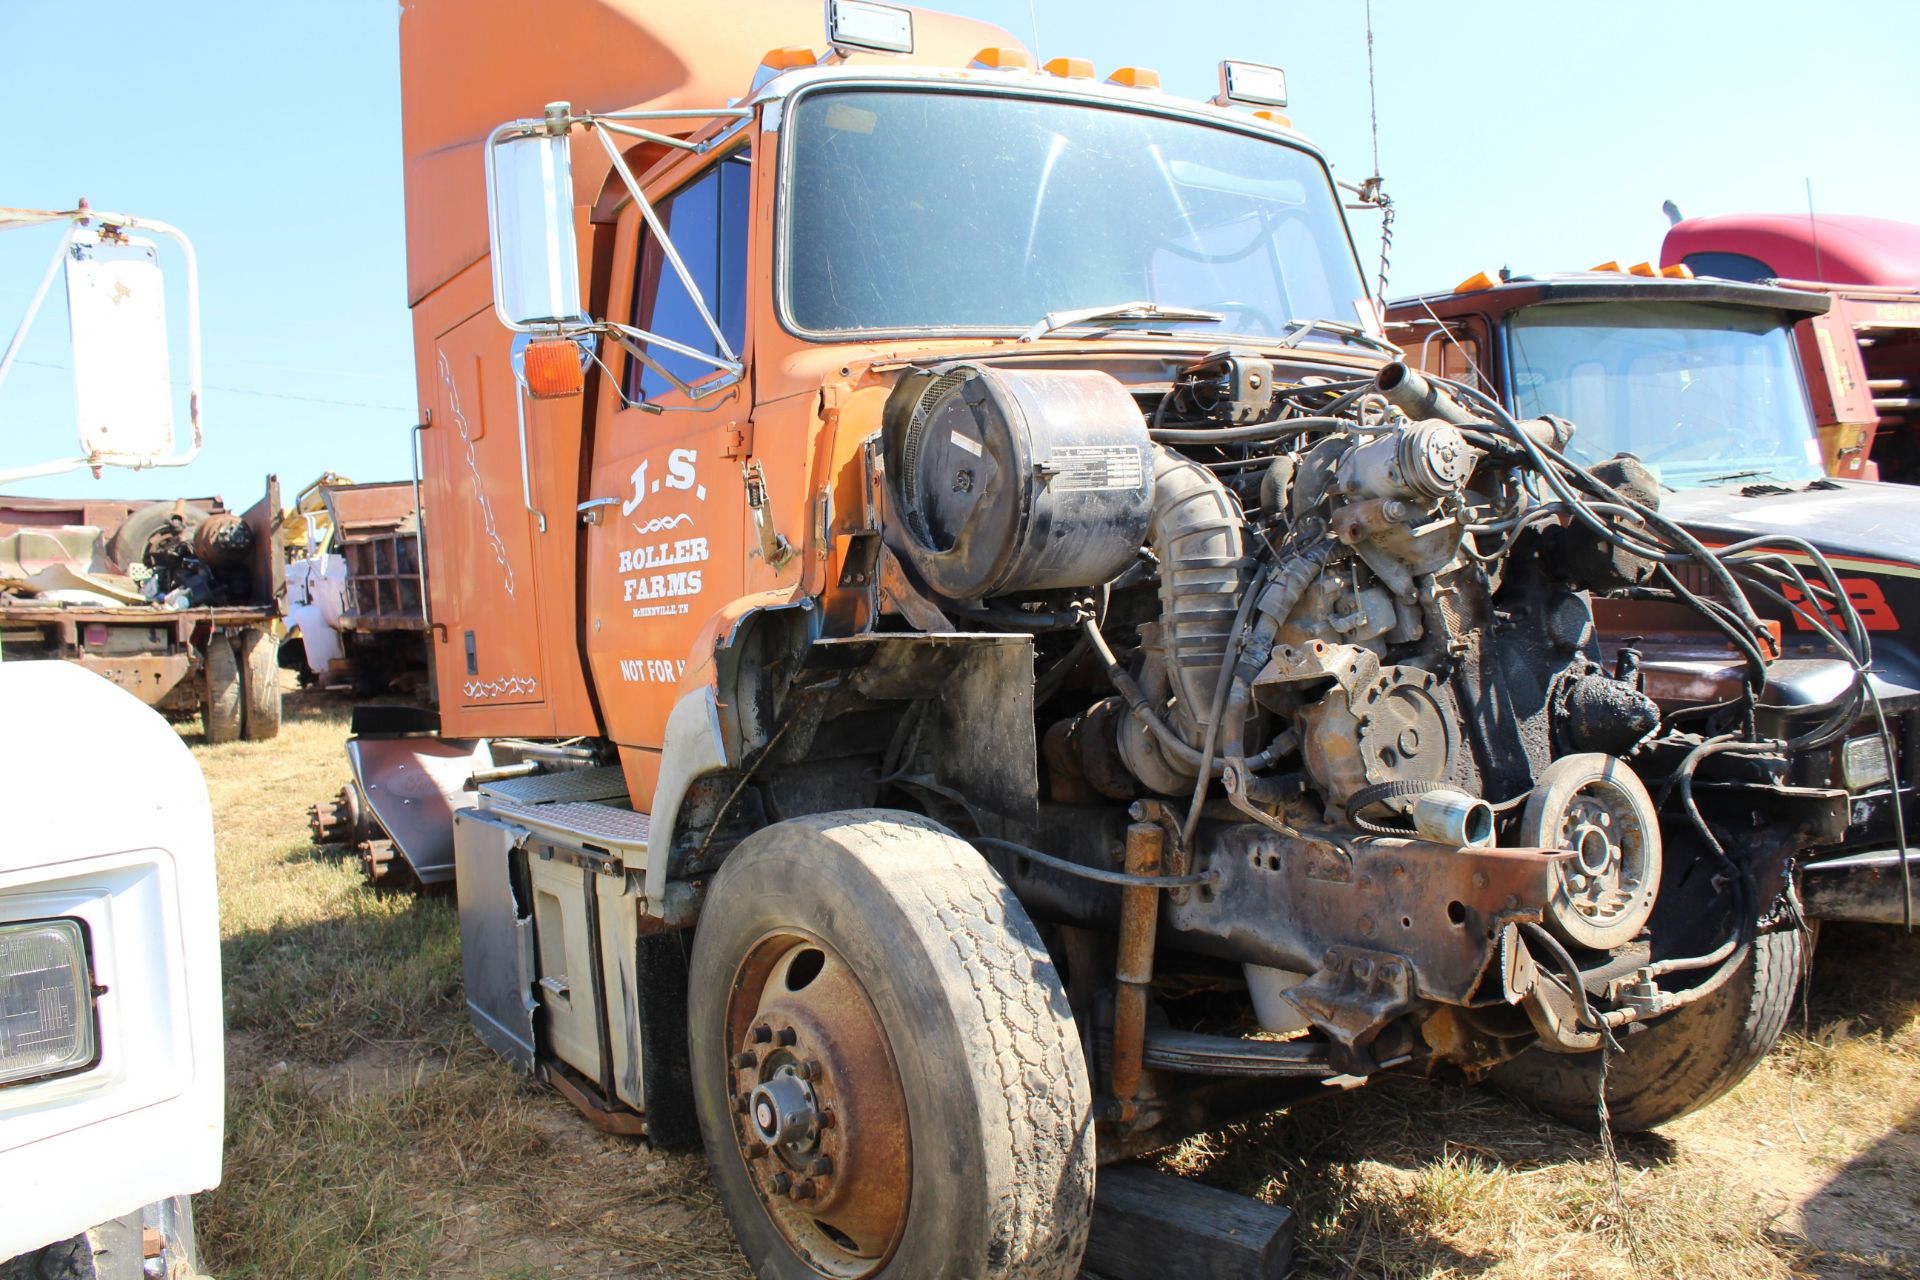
0 487 286 743
329 3 1853 1274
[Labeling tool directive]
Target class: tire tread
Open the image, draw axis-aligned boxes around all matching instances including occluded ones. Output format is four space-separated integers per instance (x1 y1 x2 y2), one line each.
1492 926 1805 1132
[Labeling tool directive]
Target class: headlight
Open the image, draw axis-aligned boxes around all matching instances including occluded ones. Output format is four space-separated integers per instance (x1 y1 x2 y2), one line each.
0 919 98 1086
1841 735 1894 791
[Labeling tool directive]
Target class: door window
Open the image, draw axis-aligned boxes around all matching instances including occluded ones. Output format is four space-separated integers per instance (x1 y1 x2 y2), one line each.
623 154 751 403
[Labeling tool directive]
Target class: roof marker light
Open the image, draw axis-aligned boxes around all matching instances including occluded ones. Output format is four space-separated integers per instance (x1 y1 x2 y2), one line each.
760 46 819 73
1628 261 1658 277
1661 263 1695 279
1107 66 1161 89
827 0 914 55
1252 109 1292 127
1588 260 1623 274
1215 60 1288 108
1454 270 1498 294
1043 56 1095 79
971 46 1034 70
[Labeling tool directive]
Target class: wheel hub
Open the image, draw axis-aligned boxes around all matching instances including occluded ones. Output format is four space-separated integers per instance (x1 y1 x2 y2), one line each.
750 1068 819 1148
726 934 910 1277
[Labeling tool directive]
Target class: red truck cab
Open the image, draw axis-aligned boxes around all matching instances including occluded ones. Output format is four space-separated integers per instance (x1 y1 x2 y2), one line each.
1662 213 1920 482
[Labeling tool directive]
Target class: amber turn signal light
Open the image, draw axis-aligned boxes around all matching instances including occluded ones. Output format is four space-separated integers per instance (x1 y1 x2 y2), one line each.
523 338 584 399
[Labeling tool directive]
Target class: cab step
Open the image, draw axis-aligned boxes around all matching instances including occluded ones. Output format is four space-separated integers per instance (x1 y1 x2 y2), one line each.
479 765 649 874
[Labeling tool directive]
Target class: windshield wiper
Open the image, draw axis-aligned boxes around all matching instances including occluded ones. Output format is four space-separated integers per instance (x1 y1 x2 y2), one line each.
1694 469 1774 487
1019 301 1224 343
1274 318 1402 356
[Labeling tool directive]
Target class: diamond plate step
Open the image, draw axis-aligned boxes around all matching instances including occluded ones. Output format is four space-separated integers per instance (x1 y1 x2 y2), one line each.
478 764 630 807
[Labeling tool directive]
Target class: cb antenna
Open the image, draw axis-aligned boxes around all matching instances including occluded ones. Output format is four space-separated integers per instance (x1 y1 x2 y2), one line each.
1362 0 1394 299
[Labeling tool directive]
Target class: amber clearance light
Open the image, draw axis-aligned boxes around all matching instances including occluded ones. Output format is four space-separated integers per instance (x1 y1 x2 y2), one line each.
523 338 585 399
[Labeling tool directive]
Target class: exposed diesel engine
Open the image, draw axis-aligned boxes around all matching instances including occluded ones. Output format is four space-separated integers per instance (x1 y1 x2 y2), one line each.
877 349 1844 1094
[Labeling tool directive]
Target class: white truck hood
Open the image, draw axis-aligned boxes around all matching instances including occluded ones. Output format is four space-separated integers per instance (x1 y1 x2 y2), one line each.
0 661 222 1259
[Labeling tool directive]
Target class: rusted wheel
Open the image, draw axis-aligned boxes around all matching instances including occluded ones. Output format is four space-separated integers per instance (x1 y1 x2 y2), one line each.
238 626 281 741
725 931 911 1268
688 810 1093 1280
201 633 242 744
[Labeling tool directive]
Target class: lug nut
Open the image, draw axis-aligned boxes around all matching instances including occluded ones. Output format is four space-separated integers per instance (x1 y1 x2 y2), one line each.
808 1155 833 1176
794 1060 816 1081
751 1024 773 1043
776 1027 798 1047
734 1051 757 1068
793 1178 817 1201
745 1140 768 1159
768 1172 792 1196
733 1095 749 1114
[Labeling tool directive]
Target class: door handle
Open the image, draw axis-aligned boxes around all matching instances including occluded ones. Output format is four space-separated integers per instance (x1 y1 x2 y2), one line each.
577 497 619 526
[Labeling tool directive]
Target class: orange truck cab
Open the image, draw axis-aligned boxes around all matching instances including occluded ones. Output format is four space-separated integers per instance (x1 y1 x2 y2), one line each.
354 4 1854 1274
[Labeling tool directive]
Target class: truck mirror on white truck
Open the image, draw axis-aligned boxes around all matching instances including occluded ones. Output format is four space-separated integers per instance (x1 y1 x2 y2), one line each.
0 205 204 484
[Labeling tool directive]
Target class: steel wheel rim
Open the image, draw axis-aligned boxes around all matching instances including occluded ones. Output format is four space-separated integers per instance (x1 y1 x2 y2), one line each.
724 930 910 1278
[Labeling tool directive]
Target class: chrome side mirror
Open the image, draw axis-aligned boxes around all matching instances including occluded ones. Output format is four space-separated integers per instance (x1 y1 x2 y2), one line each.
66 229 177 464
481 100 755 405
484 103 587 332
0 207 204 484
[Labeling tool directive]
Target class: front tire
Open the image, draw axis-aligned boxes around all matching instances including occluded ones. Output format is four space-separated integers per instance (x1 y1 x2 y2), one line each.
688 810 1094 1280
1491 924 1806 1132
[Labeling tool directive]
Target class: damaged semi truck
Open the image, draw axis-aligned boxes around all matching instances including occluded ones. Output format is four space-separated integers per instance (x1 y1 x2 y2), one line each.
354 2 1856 1273
1387 270 1915 932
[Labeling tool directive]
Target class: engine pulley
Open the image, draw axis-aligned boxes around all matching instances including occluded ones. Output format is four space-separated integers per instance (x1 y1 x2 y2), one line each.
1520 753 1662 951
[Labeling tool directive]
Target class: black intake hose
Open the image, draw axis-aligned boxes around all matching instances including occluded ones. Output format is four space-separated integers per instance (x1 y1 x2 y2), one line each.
1148 447 1251 745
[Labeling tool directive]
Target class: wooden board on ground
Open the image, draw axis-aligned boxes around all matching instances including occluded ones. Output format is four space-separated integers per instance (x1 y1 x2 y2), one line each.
1081 1162 1294 1280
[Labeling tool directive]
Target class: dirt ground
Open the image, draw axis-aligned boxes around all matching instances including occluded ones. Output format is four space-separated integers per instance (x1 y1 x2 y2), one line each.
193 692 1920 1279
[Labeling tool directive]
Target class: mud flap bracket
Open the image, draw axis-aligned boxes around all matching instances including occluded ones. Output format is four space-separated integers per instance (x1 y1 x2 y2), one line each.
453 807 539 1072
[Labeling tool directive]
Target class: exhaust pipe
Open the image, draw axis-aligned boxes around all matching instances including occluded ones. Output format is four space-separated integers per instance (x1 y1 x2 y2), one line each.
1375 362 1572 452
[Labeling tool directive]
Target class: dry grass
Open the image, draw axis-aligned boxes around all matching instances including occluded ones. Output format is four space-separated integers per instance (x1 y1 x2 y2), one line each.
1164 925 1920 1280
190 694 746 1279
189 698 1920 1278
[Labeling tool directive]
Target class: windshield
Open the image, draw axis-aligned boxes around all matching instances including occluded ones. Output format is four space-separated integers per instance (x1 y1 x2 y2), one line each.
1508 301 1823 489
782 87 1372 344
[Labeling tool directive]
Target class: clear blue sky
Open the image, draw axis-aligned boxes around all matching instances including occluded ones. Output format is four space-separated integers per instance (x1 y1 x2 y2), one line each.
4 0 1917 504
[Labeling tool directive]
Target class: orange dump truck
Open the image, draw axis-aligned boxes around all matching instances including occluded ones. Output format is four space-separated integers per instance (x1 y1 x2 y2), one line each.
340 3 1850 1272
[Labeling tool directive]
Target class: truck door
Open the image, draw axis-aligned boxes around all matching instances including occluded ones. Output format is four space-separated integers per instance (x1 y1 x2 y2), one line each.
427 310 547 708
582 152 754 756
